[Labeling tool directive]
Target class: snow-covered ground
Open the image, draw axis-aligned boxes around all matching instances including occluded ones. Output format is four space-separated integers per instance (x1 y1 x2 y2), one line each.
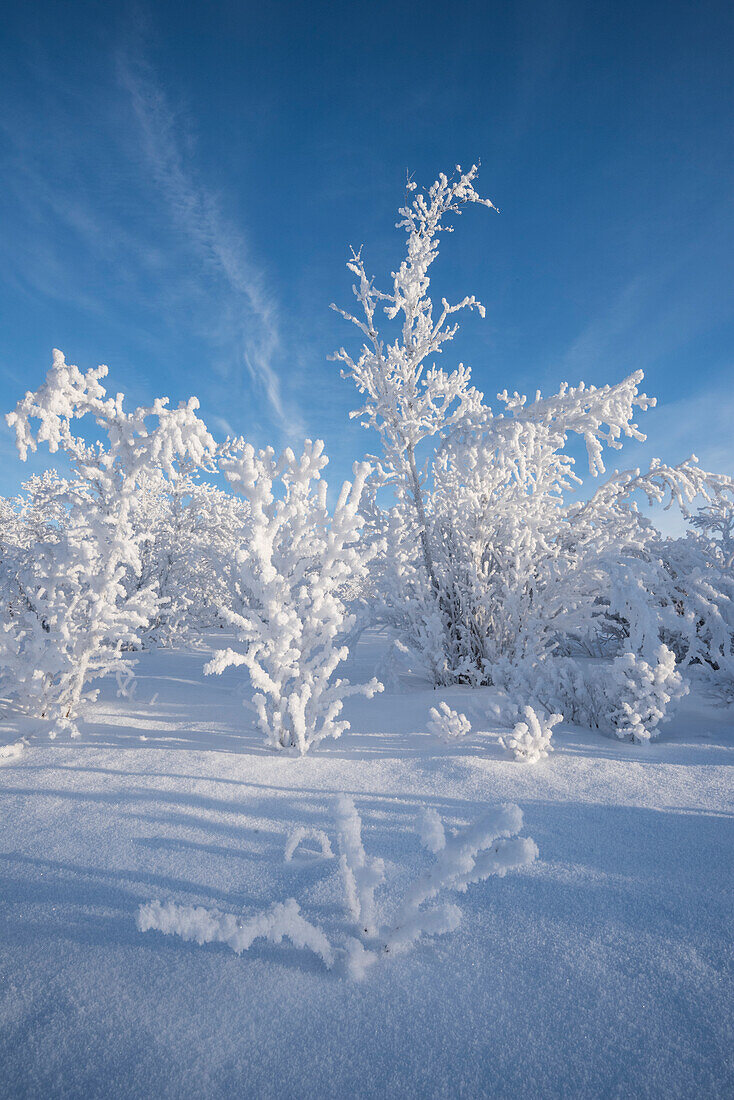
1 633 733 1098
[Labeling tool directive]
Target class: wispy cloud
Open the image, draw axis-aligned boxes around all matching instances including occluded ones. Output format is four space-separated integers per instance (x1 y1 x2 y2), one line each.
560 198 733 382
117 49 299 435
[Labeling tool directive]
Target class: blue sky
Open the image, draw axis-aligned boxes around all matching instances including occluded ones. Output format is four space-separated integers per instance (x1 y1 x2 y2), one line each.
1 0 732 503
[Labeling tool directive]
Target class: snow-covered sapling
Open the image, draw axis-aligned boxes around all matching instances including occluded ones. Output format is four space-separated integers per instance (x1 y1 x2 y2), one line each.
205 439 382 754
608 645 687 742
136 794 538 982
499 706 561 763
427 701 471 741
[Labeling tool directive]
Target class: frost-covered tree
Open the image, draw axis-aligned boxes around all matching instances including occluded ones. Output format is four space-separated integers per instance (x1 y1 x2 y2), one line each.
131 470 250 645
1 350 216 734
333 165 734 718
332 165 495 684
205 439 382 753
0 471 68 627
655 499 734 697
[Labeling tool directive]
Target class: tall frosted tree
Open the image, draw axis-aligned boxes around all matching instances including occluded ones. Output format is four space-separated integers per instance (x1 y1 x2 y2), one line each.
333 166 734 700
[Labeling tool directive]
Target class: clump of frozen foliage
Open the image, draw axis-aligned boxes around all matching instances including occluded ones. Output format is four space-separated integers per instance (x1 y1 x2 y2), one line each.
205 439 382 753
1 351 215 735
499 706 561 762
608 646 687 742
427 701 471 741
502 644 686 743
137 795 537 980
333 164 734 738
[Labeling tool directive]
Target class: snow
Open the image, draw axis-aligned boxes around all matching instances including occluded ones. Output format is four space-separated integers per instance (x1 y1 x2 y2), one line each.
1 630 733 1097
0 738 26 761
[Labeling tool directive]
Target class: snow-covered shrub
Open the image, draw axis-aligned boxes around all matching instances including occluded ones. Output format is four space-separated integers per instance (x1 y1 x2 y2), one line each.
131 471 250 645
378 802 538 962
605 646 687 742
333 165 734 690
501 645 687 743
137 898 334 969
333 796 538 977
499 706 561 762
427 701 471 741
1 350 216 734
205 440 382 754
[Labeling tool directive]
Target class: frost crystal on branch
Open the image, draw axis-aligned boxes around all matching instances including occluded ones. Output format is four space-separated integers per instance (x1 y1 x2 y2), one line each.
381 802 538 958
417 808 446 854
136 898 334 969
334 797 538 977
284 826 334 862
335 794 385 937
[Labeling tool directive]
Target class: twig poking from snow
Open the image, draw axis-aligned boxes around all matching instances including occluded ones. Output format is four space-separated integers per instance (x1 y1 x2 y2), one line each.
427 702 471 741
135 797 538 982
384 803 539 954
0 739 27 762
48 717 80 741
499 706 561 763
417 808 446 853
136 898 334 969
344 936 379 981
116 667 137 700
285 826 334 863
334 795 385 937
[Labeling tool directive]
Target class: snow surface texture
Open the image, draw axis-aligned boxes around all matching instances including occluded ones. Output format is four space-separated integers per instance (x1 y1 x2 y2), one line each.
0 738 26 761
1 633 733 1097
